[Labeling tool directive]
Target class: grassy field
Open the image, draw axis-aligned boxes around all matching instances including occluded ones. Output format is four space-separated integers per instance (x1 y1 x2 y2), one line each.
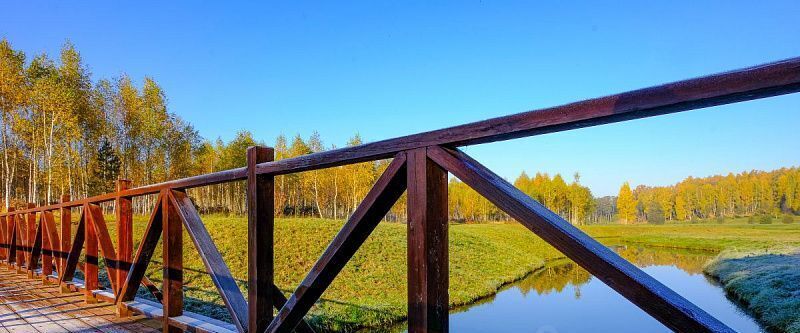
105 216 800 331
705 249 800 333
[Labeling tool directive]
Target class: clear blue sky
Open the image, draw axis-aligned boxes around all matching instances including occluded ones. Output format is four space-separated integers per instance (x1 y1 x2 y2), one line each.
2 1 798 196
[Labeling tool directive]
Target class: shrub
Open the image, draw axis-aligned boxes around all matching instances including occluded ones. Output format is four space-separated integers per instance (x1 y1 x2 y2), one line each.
758 215 773 224
782 215 794 224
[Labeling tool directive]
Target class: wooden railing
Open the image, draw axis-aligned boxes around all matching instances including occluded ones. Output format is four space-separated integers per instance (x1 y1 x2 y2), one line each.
1 56 799 333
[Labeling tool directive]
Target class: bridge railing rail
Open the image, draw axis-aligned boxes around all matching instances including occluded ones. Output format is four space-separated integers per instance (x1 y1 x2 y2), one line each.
1 56 799 333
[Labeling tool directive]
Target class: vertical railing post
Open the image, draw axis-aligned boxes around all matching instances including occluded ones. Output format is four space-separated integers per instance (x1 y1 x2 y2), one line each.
85 204 99 303
162 189 183 332
247 146 275 333
25 203 35 276
116 180 132 294
13 211 23 270
42 211 53 282
0 211 6 262
5 207 14 268
406 147 449 333
59 195 71 293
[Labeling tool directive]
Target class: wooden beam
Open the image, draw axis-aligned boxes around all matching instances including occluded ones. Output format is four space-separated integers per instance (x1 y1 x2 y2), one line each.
86 204 120 294
0 207 6 261
426 146 734 333
59 210 85 284
7 210 16 266
41 211 59 279
60 194 71 274
169 189 249 333
268 153 407 333
25 203 35 273
117 194 163 304
162 189 184 333
247 146 274 333
406 148 448 333
116 180 133 292
15 214 25 268
84 205 99 303
27 214 43 273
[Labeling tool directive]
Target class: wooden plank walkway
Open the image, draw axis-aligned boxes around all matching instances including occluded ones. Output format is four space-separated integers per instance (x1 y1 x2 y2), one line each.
0 269 161 333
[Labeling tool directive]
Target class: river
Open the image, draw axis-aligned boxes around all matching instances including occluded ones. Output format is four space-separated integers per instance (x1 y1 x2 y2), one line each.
375 245 763 332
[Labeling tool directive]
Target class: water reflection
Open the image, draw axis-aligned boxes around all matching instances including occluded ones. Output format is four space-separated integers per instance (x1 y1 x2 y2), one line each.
371 245 764 333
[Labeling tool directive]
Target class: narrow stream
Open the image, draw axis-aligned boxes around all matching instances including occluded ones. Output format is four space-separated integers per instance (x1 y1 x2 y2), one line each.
375 245 763 332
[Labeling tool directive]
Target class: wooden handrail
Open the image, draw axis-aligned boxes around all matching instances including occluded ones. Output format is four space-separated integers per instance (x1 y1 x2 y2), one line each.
3 56 799 216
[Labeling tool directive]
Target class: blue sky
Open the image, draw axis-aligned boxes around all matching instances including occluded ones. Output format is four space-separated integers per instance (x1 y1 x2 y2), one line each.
2 1 798 196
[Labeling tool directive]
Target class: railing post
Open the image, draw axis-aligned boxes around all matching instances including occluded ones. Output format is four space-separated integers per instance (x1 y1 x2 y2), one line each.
84 204 99 303
247 146 275 333
5 208 14 268
25 203 35 276
0 211 6 262
116 180 132 295
406 147 449 333
42 211 53 282
162 189 183 332
59 195 71 293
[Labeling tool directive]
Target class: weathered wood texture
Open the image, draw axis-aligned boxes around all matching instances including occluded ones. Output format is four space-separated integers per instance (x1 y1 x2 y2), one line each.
162 189 184 333
0 269 162 332
426 146 735 333
407 148 449 333
247 146 275 333
117 179 133 291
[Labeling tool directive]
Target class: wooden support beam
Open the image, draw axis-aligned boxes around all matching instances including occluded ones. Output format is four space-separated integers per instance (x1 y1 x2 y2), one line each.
169 189 249 332
7 209 16 266
0 207 6 261
118 194 163 304
406 148 449 333
59 210 85 284
2 208 12 263
27 214 43 274
15 214 25 268
41 211 59 280
86 204 121 294
84 205 99 303
426 146 734 333
25 203 35 274
247 146 274 333
116 180 133 292
60 194 71 274
268 153 407 333
162 189 184 333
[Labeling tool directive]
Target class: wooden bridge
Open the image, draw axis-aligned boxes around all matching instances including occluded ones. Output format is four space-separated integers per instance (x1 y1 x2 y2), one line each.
1 57 798 333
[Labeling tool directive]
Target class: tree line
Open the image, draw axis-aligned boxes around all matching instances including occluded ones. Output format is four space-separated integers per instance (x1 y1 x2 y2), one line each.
2 39 797 224
616 167 800 224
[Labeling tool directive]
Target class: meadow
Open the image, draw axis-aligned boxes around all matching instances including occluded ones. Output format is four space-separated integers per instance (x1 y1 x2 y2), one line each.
103 216 799 331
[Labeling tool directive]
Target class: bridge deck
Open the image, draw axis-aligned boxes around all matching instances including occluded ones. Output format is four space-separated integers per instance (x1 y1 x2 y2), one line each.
0 269 161 333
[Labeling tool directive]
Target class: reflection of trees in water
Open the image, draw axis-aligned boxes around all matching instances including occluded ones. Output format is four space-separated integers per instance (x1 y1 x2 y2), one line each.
514 246 714 298
516 262 592 297
615 245 713 275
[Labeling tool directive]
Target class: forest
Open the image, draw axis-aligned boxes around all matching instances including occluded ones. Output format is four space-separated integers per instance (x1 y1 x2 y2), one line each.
1 39 798 225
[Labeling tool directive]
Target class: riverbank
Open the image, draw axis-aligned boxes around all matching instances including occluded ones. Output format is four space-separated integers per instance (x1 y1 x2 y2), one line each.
123 217 799 331
705 248 800 333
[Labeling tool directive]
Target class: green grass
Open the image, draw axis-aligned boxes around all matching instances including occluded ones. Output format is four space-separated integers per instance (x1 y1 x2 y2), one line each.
705 249 800 333
106 217 799 331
